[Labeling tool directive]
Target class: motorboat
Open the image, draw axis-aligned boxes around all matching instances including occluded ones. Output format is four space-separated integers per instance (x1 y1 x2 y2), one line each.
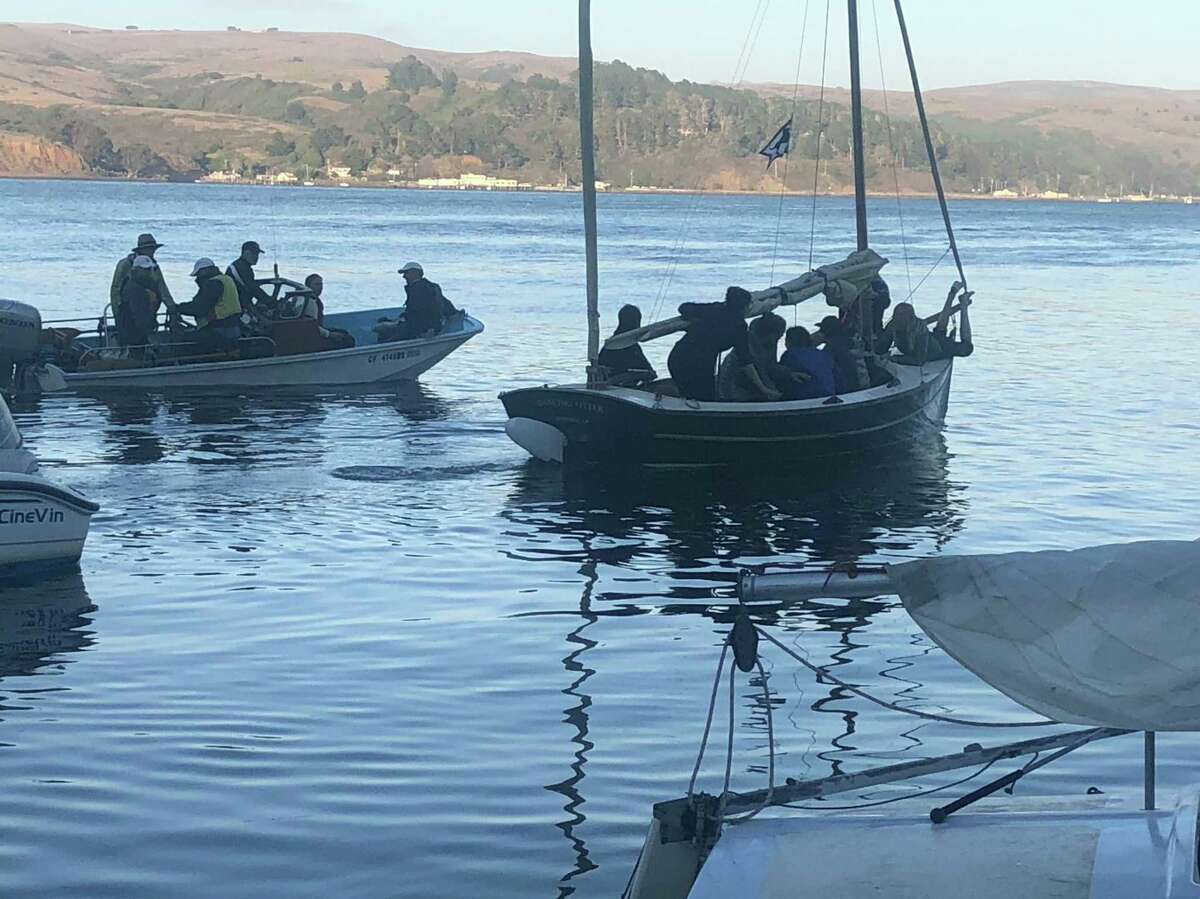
624 538 1200 898
0 390 98 569
7 276 483 391
501 0 973 469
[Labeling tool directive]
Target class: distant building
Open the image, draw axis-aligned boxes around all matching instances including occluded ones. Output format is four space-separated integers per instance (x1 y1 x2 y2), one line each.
273 172 299 184
992 188 1020 198
327 166 354 179
199 170 242 184
1040 190 1070 200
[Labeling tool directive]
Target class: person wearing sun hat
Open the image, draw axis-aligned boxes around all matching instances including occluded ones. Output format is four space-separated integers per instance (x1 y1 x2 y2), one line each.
109 232 176 346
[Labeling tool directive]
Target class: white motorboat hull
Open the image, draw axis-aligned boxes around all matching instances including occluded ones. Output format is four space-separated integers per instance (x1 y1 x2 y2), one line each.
628 790 1200 899
0 473 99 568
58 310 483 390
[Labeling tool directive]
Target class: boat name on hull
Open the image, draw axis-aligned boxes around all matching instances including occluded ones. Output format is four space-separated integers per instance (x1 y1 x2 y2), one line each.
0 506 66 525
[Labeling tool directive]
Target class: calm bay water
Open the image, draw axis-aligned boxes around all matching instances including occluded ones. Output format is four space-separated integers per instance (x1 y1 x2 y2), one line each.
1 180 1199 897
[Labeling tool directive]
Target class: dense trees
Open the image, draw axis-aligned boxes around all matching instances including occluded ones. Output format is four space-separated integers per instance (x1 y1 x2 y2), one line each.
0 59 1196 194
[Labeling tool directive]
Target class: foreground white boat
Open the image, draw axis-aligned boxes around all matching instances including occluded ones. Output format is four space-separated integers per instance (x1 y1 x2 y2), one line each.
624 539 1200 898
53 308 484 390
0 394 98 568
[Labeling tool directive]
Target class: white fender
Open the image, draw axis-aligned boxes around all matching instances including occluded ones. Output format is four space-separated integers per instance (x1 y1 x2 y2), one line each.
505 417 566 463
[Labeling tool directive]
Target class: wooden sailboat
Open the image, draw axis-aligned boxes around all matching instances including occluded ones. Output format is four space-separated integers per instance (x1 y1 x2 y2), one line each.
500 0 973 469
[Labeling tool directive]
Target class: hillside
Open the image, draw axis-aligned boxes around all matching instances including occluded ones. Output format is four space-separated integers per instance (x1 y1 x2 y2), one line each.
0 22 1197 196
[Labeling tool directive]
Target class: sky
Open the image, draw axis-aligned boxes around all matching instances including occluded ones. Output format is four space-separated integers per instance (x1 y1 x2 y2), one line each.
10 1 1200 91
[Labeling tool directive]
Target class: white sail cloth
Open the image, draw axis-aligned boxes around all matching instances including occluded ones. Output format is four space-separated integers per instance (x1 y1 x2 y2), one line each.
889 540 1200 731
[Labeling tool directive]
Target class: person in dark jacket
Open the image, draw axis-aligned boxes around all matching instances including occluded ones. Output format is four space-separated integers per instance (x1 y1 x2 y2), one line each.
781 326 836 398
597 304 657 386
398 261 453 338
226 241 273 315
117 255 164 358
667 286 762 402
110 232 175 346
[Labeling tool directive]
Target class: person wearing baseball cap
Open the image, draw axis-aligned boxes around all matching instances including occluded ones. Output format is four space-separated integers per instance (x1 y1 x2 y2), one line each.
109 232 176 346
226 240 273 315
398 261 455 338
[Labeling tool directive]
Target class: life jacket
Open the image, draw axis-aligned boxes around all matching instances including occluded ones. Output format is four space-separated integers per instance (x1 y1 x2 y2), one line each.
197 273 242 328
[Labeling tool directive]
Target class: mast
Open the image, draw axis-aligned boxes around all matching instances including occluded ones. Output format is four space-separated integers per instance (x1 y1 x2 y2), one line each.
847 0 869 251
578 0 600 365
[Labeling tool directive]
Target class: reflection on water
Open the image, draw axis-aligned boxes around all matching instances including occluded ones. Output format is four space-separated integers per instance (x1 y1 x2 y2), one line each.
0 569 95 682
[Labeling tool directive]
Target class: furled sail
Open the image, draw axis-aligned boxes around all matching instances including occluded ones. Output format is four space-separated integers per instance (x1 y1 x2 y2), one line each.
890 540 1200 730
602 248 888 350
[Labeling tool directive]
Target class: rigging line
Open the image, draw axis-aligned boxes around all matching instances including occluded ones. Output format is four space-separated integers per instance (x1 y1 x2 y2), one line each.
688 640 732 801
906 246 950 301
650 0 773 324
717 649 736 821
723 656 777 824
870 0 912 296
806 0 833 272
769 0 814 288
757 628 1055 728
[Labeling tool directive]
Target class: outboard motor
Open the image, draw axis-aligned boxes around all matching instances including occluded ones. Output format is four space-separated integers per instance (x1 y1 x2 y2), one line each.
0 299 41 391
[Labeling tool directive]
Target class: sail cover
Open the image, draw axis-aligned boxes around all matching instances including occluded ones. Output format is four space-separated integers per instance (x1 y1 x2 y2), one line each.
603 248 887 350
889 540 1200 731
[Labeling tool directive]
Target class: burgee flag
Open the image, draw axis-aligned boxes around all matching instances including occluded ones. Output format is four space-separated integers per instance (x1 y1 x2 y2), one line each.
759 118 792 167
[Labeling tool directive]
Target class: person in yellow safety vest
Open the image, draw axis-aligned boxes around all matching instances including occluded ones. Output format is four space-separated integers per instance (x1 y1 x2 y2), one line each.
171 258 244 351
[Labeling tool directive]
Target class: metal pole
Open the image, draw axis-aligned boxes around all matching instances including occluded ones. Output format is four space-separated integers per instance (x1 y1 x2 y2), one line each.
1144 731 1156 811
893 0 966 290
578 0 600 367
847 0 869 251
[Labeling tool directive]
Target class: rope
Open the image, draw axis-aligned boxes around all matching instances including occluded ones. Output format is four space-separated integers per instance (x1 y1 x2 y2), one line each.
723 656 777 824
806 0 833 272
905 246 950 301
757 627 1055 728
717 648 736 820
870 0 912 296
688 640 732 800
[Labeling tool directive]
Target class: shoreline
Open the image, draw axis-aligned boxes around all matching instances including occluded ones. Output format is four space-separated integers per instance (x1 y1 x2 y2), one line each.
0 172 1193 204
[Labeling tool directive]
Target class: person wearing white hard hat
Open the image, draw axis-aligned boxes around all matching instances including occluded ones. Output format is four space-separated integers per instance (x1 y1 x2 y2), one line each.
171 257 244 351
116 254 166 358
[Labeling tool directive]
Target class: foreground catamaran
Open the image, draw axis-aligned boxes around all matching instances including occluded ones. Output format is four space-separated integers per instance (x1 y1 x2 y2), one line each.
624 538 1200 898
501 0 972 469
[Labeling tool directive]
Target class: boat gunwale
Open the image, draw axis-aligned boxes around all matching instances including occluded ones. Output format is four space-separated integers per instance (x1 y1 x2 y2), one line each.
62 314 484 383
500 357 951 417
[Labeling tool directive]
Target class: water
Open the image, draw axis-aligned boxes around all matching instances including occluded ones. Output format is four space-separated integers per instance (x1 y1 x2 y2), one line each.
1 180 1199 897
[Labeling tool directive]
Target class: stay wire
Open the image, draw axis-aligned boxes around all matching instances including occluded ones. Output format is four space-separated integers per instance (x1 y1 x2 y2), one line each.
769 0 813 290
870 0 912 297
650 0 772 324
756 627 1055 728
806 0 833 271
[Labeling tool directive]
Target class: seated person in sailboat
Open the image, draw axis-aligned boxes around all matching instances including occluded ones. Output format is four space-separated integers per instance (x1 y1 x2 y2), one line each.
781 326 836 399
667 286 765 402
597 304 656 387
720 312 800 402
171 257 245 352
877 283 974 362
816 315 869 393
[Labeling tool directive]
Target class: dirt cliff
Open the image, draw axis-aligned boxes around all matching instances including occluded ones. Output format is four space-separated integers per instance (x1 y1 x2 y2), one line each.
0 132 88 176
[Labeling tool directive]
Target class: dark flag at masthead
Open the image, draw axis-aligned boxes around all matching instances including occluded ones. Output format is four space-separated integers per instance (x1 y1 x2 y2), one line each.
759 118 792 168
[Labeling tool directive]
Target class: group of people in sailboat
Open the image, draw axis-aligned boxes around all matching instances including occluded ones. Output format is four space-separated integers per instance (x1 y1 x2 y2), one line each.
597 277 973 402
106 233 456 364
